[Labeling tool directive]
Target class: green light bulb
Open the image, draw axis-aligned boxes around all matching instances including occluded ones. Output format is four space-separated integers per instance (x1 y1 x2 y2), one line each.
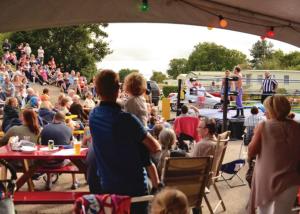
140 2 149 12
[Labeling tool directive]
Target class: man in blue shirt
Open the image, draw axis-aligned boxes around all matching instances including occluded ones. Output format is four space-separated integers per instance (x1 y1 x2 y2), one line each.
89 70 161 213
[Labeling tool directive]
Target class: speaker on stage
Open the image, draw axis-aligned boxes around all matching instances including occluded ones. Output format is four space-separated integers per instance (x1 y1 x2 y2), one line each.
229 118 245 140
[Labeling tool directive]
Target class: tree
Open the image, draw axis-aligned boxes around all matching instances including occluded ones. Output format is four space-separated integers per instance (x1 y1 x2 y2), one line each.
281 51 300 69
186 42 247 71
250 40 274 69
118 68 139 82
150 71 167 83
7 24 111 80
167 58 188 79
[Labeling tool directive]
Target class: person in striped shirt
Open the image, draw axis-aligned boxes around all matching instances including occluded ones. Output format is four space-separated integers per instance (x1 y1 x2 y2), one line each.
261 71 278 104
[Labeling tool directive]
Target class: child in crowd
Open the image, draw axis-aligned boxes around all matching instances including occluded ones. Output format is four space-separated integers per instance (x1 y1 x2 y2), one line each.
150 188 189 214
123 72 148 127
123 72 160 191
156 128 187 175
243 106 263 146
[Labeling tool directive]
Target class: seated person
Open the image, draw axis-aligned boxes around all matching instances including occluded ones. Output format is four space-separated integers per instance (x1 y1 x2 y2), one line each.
0 109 41 146
150 188 189 214
243 106 262 146
57 97 70 115
69 95 88 122
156 128 186 176
173 107 200 151
40 112 73 167
83 91 96 109
190 118 217 157
2 97 19 132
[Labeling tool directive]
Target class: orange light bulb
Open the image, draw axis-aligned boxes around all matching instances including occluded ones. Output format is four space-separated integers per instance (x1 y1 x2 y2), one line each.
207 26 214 30
219 19 228 28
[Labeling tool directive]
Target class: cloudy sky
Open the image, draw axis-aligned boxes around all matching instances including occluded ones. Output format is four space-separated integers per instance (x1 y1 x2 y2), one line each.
98 23 300 79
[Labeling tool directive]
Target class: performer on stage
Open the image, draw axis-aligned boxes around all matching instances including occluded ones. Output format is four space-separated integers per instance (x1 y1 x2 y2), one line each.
232 66 244 118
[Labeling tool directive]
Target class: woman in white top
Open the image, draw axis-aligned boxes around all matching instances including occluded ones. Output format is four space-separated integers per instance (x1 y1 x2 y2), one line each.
83 91 95 109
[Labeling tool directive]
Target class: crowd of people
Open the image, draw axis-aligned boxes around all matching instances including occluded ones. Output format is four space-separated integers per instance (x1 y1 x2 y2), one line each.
0 39 299 214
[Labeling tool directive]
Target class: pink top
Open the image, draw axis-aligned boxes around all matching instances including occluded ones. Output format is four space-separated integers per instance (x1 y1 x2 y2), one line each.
249 120 300 213
173 116 200 142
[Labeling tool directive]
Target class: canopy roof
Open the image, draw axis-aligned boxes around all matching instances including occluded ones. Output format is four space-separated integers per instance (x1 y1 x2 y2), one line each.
1 0 300 47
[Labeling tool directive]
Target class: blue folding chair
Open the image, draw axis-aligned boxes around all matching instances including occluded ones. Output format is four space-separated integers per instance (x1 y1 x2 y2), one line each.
220 159 246 188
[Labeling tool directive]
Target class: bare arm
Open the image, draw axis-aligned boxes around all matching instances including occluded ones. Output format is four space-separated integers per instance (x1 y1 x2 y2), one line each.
248 122 263 159
146 163 160 188
0 128 14 147
142 132 161 154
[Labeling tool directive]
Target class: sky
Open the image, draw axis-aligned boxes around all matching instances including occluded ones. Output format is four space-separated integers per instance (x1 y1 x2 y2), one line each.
97 23 300 79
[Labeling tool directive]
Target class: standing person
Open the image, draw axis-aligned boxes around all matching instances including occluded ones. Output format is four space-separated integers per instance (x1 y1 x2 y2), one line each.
261 71 278 104
248 95 300 214
2 39 11 52
37 46 45 65
89 70 161 214
197 82 206 108
220 70 233 112
232 66 244 118
24 43 32 57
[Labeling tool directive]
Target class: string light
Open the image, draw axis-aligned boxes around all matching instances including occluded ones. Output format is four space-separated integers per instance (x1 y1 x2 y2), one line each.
207 26 214 30
219 16 228 28
140 0 149 12
266 27 275 38
177 0 300 39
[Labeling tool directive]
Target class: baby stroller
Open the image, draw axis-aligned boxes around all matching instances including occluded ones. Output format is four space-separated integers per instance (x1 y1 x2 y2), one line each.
0 159 17 214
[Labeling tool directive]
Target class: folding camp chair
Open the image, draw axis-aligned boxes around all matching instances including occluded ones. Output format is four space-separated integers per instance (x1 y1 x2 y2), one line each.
220 159 246 188
161 156 213 214
204 131 230 214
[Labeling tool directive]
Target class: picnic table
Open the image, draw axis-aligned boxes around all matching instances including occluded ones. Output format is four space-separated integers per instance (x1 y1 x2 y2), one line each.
0 145 87 192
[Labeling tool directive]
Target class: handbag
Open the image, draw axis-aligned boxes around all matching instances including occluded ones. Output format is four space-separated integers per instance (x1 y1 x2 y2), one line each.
0 159 17 214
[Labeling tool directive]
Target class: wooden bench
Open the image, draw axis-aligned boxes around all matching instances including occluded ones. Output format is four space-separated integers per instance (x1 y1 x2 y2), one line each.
14 191 89 204
36 165 81 174
14 192 154 205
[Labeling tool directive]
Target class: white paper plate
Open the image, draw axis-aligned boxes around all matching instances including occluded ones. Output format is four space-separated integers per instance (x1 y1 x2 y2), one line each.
21 146 37 153
40 147 59 152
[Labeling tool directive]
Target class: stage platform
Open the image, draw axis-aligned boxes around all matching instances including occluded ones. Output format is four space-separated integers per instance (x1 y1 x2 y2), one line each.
199 108 300 121
199 108 300 139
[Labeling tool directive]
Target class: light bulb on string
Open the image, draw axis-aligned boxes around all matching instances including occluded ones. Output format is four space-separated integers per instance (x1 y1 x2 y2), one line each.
207 26 214 30
218 15 228 28
266 27 275 38
140 0 149 12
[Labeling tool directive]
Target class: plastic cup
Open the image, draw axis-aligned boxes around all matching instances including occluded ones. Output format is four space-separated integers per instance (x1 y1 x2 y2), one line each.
23 136 30 141
74 141 81 155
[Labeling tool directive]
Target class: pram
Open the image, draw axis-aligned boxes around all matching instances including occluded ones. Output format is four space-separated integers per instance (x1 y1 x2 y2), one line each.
0 159 17 214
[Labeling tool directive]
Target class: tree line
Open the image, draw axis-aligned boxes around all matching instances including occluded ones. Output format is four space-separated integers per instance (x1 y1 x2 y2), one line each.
1 26 300 83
